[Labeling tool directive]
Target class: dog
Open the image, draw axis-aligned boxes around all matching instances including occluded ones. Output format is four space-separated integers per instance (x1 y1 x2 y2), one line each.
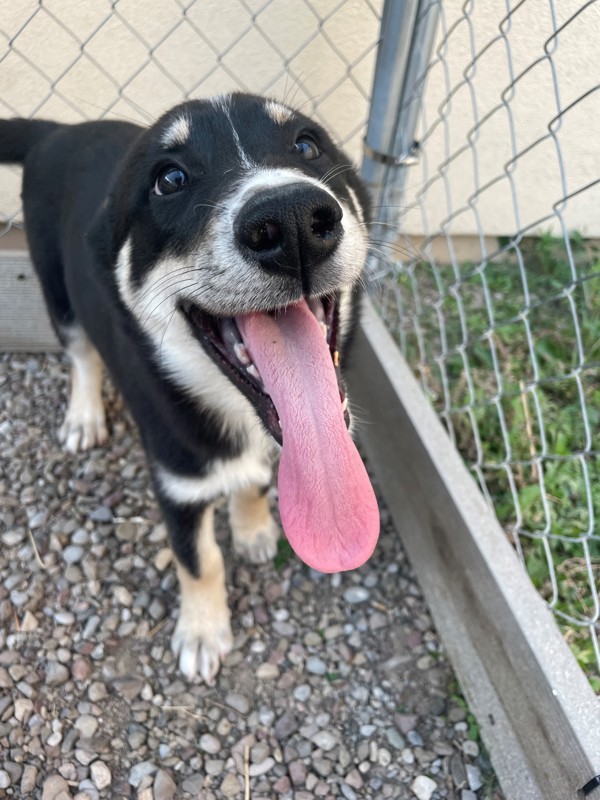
0 93 379 684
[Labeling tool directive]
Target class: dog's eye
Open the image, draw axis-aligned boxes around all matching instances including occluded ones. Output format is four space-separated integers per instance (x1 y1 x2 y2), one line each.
294 135 320 161
153 166 188 196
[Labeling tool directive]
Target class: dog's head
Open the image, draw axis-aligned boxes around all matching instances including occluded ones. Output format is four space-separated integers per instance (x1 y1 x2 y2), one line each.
93 92 379 573
97 92 370 445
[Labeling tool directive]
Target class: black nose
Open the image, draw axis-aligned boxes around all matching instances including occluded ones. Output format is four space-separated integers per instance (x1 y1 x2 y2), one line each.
234 182 343 291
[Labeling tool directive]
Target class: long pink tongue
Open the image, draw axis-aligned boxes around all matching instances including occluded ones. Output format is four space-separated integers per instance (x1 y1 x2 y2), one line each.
237 300 379 572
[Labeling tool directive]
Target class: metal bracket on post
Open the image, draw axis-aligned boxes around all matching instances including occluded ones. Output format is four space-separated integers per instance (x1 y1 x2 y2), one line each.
361 0 440 208
362 138 421 168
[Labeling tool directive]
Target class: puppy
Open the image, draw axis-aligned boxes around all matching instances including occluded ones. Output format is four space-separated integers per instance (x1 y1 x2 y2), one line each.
0 93 379 684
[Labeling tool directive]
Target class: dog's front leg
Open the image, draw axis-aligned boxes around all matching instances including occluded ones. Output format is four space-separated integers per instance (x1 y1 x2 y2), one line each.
161 501 233 684
229 484 279 564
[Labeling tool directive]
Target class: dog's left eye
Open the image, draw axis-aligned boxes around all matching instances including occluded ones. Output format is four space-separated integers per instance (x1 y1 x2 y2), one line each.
294 135 320 160
153 166 188 196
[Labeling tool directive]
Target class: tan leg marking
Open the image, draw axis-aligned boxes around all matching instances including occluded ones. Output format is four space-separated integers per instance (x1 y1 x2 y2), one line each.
229 485 279 564
58 332 107 452
171 505 233 684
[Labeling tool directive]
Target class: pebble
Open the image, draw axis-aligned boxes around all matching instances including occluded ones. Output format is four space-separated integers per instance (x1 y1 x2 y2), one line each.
226 692 250 714
45 662 70 686
154 769 177 800
128 762 157 787
200 733 222 754
306 656 327 675
90 761 111 790
42 775 70 800
221 773 243 797
466 764 483 791
343 586 370 604
410 775 438 800
0 770 10 789
0 352 501 800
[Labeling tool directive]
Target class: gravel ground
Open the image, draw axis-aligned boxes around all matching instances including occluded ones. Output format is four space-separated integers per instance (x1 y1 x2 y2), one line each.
0 352 502 800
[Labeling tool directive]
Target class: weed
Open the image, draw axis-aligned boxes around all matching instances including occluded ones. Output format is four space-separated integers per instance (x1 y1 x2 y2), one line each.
392 232 600 685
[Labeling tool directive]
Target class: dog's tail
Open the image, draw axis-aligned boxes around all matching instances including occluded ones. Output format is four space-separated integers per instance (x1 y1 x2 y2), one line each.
0 118 60 164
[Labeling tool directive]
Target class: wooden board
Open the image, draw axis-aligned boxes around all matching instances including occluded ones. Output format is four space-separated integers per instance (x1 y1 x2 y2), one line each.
347 299 600 800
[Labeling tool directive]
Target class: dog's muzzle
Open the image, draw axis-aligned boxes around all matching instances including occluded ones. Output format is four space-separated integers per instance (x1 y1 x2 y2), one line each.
234 183 343 291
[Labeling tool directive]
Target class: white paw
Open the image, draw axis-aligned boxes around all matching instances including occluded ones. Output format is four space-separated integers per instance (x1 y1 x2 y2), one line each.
171 614 234 685
233 518 279 564
58 407 108 453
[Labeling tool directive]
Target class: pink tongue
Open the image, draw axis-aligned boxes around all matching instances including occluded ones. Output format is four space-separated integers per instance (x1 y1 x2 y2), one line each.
237 300 379 572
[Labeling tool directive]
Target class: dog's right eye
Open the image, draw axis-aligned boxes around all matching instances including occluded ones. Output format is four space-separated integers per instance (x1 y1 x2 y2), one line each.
153 166 188 196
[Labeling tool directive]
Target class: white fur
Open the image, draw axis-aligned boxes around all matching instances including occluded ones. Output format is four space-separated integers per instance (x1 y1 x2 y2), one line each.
161 113 191 148
58 328 107 452
265 99 293 125
156 453 272 506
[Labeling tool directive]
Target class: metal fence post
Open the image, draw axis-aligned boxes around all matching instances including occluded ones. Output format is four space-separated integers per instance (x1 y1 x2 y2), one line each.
361 0 440 213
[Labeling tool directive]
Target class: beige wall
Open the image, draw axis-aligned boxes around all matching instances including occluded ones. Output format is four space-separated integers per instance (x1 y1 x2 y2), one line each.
0 0 382 224
403 0 600 238
1 0 598 239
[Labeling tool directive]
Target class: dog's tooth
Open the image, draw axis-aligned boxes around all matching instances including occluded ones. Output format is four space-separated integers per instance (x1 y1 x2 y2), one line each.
247 364 262 383
320 322 327 339
234 343 251 365
220 318 242 347
342 397 348 412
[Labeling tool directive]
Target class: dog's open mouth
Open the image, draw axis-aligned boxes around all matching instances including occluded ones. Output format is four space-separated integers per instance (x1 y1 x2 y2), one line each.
180 293 379 574
180 295 347 446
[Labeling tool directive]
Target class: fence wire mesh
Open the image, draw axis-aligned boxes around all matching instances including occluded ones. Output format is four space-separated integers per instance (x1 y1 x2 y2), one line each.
370 0 600 684
0 0 382 232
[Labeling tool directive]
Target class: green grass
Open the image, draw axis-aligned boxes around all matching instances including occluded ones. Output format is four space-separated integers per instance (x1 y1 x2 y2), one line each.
391 231 600 686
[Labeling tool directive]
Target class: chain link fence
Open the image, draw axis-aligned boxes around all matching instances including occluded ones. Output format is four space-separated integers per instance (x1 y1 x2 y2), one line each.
369 0 600 685
0 0 382 232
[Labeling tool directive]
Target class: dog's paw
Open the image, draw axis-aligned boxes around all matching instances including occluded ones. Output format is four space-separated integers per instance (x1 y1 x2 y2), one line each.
233 517 279 564
171 614 234 685
58 406 108 453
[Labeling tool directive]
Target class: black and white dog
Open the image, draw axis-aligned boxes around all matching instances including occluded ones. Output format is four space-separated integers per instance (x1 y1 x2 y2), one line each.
0 93 379 684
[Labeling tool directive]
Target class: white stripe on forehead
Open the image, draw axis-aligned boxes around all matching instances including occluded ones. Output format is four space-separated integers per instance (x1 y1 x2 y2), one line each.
211 93 254 170
161 112 191 148
264 99 294 125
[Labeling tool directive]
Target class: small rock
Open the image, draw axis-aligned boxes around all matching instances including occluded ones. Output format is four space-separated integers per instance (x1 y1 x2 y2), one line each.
154 547 173 571
407 730 424 747
21 765 38 793
87 682 107 702
153 769 177 800
311 730 338 751
466 764 483 792
289 760 307 786
220 772 242 797
461 791 478 800
341 784 357 800
0 770 10 789
248 757 275 777
128 761 157 788
410 775 437 800
225 692 250 714
72 658 92 681
46 662 70 686
20 610 39 631
343 586 370 604
275 711 299 740
256 662 279 680
63 545 85 564
181 775 203 794
306 656 327 675
462 739 479 758
90 506 112 523
42 774 71 800
76 715 99 739
90 761 111 790
293 684 311 702
200 733 221 754
385 728 405 749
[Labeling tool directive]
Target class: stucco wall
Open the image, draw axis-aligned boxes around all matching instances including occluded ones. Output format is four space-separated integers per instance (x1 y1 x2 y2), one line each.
0 0 597 238
0 0 382 225
403 0 600 238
